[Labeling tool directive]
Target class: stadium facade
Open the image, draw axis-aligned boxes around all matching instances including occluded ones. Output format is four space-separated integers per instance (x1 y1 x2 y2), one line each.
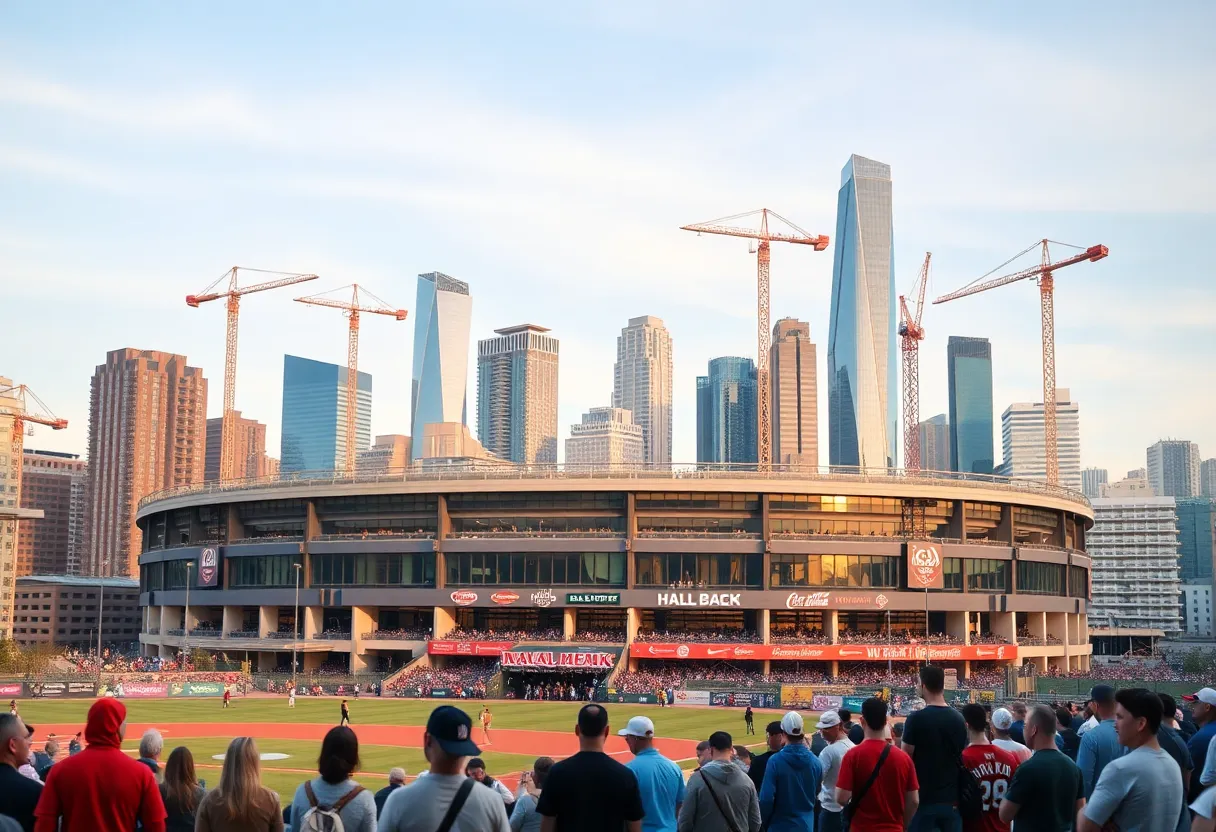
135 465 1094 684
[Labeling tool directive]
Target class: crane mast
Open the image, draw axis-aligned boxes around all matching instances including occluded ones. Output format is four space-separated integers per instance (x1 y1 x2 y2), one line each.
898 253 932 473
681 209 829 468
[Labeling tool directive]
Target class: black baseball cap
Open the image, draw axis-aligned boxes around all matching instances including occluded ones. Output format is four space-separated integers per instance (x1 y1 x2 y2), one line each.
426 706 480 757
1089 684 1115 704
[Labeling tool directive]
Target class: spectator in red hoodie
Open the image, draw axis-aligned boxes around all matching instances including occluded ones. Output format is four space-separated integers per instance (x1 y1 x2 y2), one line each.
33 698 166 832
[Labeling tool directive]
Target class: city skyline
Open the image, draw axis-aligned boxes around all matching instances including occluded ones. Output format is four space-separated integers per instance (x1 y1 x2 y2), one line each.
3 3 1214 479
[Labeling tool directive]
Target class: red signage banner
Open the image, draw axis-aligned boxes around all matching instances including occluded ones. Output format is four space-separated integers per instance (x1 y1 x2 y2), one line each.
427 640 514 657
907 541 945 589
629 643 1017 662
119 682 170 698
501 650 617 669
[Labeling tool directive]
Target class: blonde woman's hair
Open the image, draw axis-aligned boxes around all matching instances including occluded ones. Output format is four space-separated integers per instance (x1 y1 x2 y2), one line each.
215 736 271 823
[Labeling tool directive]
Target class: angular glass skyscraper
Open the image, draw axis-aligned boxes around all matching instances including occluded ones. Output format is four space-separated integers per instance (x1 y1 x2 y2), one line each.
696 357 757 464
947 336 994 474
410 272 472 461
828 154 897 469
280 355 372 473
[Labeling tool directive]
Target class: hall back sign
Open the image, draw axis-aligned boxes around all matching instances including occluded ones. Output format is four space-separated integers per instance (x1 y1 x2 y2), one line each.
907 541 944 589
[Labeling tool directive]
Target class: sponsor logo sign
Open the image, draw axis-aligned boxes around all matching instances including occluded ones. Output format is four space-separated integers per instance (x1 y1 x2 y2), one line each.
500 650 617 669
780 685 816 706
32 681 95 697
673 690 712 706
0 683 23 697
708 691 779 709
490 591 520 605
566 592 620 606
812 694 843 710
876 593 890 609
785 591 888 609
427 640 514 657
449 590 478 606
121 682 169 698
907 541 945 589
629 643 1017 662
785 591 830 609
769 645 830 660
656 591 741 607
198 547 220 588
531 589 558 607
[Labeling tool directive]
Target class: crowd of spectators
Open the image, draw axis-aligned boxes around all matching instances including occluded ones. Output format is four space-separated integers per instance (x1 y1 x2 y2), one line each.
445 627 564 642
387 658 498 697
633 628 761 644
769 627 831 644
573 629 626 643
364 627 432 640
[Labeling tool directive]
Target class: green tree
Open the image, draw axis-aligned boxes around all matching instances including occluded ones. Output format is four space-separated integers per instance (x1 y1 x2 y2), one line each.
189 648 216 671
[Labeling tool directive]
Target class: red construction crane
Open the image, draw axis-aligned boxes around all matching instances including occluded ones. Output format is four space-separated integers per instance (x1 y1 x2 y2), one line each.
187 267 318 482
294 285 408 476
0 383 68 519
933 240 1108 486
898 253 932 472
681 209 829 468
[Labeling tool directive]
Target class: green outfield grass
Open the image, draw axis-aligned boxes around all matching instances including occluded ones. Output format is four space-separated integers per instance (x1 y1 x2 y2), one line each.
18 697 799 797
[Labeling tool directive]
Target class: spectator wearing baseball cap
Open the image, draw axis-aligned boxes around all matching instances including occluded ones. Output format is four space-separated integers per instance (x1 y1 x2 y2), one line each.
621 716 684 832
1188 688 1216 803
747 722 786 794
377 705 509 832
758 712 822 832
990 708 1032 764
1077 684 1125 800
815 710 854 832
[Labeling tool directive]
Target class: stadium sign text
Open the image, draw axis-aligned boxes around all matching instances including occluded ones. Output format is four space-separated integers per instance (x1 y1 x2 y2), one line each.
501 650 617 669
531 589 557 607
428 640 514 656
566 592 621 606
656 592 741 607
490 591 520 605
450 590 478 606
629 643 1017 662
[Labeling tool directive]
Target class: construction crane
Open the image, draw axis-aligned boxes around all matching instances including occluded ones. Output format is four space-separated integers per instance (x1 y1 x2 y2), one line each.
898 253 932 473
294 285 407 477
0 383 68 519
933 240 1108 486
681 209 829 468
187 267 319 482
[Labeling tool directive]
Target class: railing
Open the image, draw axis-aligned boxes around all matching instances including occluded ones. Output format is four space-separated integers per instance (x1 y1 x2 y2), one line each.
226 630 259 639
265 631 299 640
448 530 622 538
316 632 352 641
228 535 304 545
636 531 760 539
362 631 430 641
317 532 435 541
139 463 1091 511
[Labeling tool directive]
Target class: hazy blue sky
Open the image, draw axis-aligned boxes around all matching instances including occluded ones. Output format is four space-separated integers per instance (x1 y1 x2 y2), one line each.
3 1 1213 478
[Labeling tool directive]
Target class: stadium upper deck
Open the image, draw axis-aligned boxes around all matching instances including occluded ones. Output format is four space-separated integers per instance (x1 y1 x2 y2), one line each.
134 463 1095 677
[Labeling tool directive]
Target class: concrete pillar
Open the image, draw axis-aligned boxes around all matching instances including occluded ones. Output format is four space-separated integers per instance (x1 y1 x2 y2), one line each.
1054 510 1067 548
763 660 771 675
991 611 1016 643
225 506 245 543
626 492 637 589
435 495 450 589
350 606 376 672
148 606 162 632
306 500 321 541
830 660 839 677
962 660 971 679
1029 612 1047 643
626 607 641 643
258 605 277 638
257 651 276 672
434 606 457 639
159 644 173 659
563 608 576 640
349 650 369 674
222 606 240 635
303 606 322 639
946 611 969 644
996 505 1014 544
948 500 966 540
759 609 771 644
827 610 840 643
163 606 183 632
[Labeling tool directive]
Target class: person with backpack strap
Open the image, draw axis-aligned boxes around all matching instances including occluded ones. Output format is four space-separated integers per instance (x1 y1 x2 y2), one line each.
836 697 920 832
288 726 376 832
679 730 761 832
378 706 510 832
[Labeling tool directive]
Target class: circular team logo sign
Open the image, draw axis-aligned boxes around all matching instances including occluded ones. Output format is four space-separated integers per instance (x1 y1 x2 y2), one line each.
908 543 943 587
676 645 690 658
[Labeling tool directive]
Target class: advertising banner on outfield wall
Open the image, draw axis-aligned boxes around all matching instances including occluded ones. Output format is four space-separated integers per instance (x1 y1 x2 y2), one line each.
500 648 618 670
673 690 712 706
169 682 225 697
841 695 869 713
781 685 816 707
427 641 515 657
117 682 169 698
709 691 779 709
812 694 843 710
0 683 24 697
31 681 96 698
606 692 659 704
630 643 1017 662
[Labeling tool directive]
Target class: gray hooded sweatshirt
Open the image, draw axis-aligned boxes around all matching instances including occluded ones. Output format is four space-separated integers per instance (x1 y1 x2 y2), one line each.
678 759 762 832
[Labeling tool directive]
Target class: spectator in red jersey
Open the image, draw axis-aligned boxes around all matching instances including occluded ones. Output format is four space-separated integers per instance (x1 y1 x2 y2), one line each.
959 704 1018 832
33 698 166 832
835 697 919 832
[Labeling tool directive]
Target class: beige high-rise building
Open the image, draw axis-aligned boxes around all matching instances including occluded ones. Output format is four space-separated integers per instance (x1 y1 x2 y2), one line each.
85 349 208 577
265 456 280 478
477 325 559 463
770 318 818 466
0 379 37 637
358 434 412 474
565 407 644 466
613 316 673 465
204 411 268 482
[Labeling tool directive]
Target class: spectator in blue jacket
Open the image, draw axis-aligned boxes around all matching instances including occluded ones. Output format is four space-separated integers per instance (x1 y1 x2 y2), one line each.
1077 684 1126 799
759 711 822 832
1186 687 1216 803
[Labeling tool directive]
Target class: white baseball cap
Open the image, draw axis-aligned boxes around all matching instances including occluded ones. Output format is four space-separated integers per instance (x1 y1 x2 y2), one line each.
817 710 842 729
781 711 804 737
991 708 1014 731
618 716 655 738
1184 688 1216 706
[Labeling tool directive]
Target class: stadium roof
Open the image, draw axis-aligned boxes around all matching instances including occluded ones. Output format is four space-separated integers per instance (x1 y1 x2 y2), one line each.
18 575 139 589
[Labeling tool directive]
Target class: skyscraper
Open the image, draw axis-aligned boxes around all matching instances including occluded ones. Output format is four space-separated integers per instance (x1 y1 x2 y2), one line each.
204 411 269 482
1204 459 1216 498
947 336 994 475
410 272 472 461
918 414 950 472
565 407 644 466
696 357 758 464
85 349 208 577
280 355 371 473
613 316 673 465
0 379 26 636
1147 440 1202 498
1176 498 1216 584
1089 496 1182 635
357 435 411 474
995 388 1081 491
476 324 559 464
1082 468 1109 500
828 154 897 469
17 450 88 577
770 318 818 466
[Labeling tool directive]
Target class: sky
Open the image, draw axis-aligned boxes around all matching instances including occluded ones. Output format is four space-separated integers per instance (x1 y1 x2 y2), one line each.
2 1 1214 480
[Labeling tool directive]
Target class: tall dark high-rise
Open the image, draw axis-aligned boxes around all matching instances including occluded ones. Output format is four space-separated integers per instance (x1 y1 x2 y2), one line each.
17 450 88 577
918 414 950 472
280 356 371 474
476 325 559 464
204 412 269 482
947 336 994 475
1147 440 1202 497
770 319 818 466
696 357 757 464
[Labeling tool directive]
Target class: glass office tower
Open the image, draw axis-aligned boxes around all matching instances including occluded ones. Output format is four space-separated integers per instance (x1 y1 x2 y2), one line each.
828 154 897 469
410 272 472 461
696 357 758 464
947 336 995 475
280 355 372 473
